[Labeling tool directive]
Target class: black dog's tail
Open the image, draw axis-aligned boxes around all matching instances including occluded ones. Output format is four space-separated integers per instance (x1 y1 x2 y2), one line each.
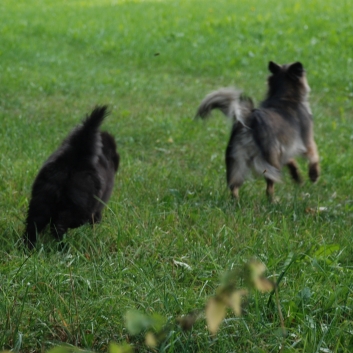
195 88 254 126
66 105 109 161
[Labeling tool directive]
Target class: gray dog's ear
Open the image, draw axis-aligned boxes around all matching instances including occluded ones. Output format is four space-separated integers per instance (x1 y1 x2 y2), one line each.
268 61 281 74
288 62 304 78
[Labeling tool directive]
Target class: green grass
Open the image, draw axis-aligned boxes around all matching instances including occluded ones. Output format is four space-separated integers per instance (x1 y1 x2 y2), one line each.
0 0 353 352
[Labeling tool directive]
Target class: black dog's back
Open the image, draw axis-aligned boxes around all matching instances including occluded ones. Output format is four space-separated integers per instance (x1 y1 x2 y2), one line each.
24 106 119 249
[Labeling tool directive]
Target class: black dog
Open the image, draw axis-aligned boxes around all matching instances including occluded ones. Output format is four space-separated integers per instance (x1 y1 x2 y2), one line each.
23 106 119 249
196 61 320 198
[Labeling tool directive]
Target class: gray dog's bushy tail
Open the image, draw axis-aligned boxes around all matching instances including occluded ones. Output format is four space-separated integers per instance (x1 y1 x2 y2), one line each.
195 88 254 126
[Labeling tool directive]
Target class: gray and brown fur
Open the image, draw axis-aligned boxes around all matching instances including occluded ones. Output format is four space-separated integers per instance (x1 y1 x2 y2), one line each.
196 61 320 198
23 106 119 249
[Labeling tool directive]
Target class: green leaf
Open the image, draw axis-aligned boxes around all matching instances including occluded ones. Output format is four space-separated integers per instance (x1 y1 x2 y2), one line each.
108 342 133 353
313 244 340 259
297 287 311 303
125 310 167 336
46 347 71 353
125 310 151 335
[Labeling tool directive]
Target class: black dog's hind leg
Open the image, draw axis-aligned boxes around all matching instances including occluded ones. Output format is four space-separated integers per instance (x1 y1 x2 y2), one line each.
50 223 68 243
50 208 91 246
24 216 49 250
50 209 80 243
23 199 51 249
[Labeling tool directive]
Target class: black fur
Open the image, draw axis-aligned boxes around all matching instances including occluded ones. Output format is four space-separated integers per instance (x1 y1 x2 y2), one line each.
23 106 119 249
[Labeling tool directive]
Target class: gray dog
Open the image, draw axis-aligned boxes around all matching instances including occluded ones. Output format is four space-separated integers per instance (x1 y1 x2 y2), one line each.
196 61 320 198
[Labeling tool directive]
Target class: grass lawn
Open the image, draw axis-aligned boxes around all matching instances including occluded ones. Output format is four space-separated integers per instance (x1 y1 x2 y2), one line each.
0 0 352 352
